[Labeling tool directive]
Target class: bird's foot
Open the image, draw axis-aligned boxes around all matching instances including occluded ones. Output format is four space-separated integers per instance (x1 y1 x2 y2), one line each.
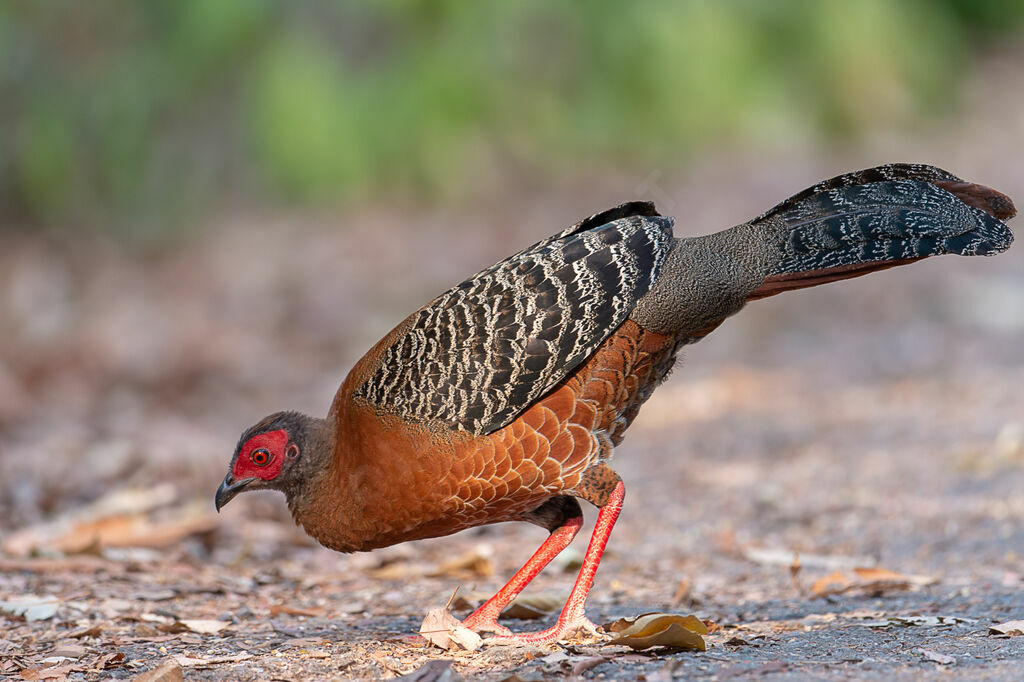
460 612 512 637
483 616 604 646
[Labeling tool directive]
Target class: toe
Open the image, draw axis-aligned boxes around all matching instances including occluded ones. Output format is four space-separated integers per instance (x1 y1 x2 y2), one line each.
483 618 605 646
461 616 512 636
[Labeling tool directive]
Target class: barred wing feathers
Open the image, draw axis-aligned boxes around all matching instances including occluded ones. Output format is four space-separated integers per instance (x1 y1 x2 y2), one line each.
355 202 674 435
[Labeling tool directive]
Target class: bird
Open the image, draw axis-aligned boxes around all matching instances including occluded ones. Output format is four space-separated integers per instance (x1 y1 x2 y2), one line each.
216 164 1015 644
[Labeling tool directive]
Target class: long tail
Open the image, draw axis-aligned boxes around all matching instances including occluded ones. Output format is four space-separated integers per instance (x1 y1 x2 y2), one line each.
747 163 1015 300
629 164 1015 338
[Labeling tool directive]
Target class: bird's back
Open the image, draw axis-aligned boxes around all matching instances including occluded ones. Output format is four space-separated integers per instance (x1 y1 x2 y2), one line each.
303 164 1014 552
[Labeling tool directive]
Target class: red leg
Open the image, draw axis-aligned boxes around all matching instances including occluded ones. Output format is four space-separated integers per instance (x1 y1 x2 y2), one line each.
462 515 583 635
488 480 625 645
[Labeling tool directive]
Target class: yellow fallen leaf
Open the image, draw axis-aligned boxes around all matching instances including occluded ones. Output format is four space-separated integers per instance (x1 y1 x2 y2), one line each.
853 567 904 581
810 566 935 598
603 613 707 651
810 571 851 597
853 566 936 587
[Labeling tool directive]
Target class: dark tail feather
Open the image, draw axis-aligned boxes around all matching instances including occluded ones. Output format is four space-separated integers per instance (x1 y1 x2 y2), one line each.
748 169 1015 301
751 163 1015 223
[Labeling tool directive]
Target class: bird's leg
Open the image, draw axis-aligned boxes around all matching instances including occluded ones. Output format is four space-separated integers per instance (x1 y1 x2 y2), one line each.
461 515 583 635
487 480 625 645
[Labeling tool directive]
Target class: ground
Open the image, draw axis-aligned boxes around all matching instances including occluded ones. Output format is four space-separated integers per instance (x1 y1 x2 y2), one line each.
1 58 1023 680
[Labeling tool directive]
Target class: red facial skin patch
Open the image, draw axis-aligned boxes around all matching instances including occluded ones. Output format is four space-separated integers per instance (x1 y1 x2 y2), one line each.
233 429 288 481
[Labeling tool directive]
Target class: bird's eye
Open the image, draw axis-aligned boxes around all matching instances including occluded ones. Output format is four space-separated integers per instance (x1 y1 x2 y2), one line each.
251 448 271 466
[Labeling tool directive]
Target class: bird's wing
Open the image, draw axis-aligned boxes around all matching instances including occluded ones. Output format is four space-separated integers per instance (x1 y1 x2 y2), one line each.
354 202 675 435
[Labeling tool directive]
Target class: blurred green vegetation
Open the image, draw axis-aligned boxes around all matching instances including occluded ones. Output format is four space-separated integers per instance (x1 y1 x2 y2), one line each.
1 0 1022 236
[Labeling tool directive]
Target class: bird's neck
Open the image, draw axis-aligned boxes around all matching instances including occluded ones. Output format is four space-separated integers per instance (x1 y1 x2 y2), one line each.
281 415 339 523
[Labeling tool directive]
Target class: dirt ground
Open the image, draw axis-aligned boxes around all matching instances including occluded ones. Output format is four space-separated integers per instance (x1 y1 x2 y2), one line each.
2 54 1024 681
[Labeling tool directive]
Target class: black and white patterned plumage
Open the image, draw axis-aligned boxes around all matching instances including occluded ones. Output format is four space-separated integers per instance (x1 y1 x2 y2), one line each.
353 165 1014 437
355 202 675 435
752 163 962 224
771 179 1013 275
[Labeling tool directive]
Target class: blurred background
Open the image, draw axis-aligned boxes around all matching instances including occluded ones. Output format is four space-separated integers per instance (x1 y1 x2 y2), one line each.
1 0 1023 592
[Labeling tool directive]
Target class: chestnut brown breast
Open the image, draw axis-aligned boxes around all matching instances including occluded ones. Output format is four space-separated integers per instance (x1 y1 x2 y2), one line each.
296 320 677 553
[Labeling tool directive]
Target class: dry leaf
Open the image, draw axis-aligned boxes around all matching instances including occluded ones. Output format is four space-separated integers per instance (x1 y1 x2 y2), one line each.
724 636 752 646
429 546 494 579
570 655 610 676
743 548 873 570
268 604 326 618
141 612 172 624
395 660 454 681
132 660 184 682
369 561 422 581
915 648 955 665
20 664 76 680
604 613 707 651
419 607 482 651
854 566 936 589
1 486 222 557
989 620 1024 636
852 567 904 581
94 653 126 670
810 566 935 597
19 657 101 682
4 498 218 556
66 625 103 639
176 620 229 634
0 595 59 622
670 578 691 607
501 593 562 620
281 637 327 649
49 644 87 659
867 616 974 628
0 557 116 574
810 571 851 597
449 594 479 612
172 653 251 667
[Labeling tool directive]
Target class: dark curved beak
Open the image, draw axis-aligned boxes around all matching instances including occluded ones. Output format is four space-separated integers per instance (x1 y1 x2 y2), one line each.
215 474 257 512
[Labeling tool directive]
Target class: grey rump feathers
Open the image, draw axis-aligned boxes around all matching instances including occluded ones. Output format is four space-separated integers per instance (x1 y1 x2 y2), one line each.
355 202 674 435
356 164 1015 435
